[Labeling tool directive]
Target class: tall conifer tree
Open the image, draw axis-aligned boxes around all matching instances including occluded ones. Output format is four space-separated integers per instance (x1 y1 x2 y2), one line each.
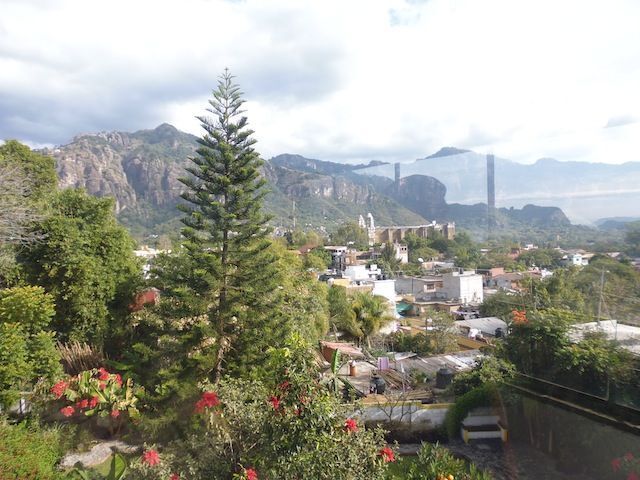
180 70 286 381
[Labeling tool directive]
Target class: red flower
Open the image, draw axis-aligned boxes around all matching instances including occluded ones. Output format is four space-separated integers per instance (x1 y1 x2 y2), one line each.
194 391 220 413
278 380 290 391
97 367 110 381
51 380 68 399
88 396 99 408
379 446 395 463
613 458 622 472
114 374 123 387
110 409 121 418
268 396 281 410
76 399 89 409
170 474 180 480
60 406 75 417
99 382 107 390
245 468 258 480
628 472 639 480
142 449 160 466
344 418 358 433
625 452 635 461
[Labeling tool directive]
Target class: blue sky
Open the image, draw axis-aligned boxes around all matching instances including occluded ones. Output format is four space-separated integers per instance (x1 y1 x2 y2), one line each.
1 0 640 164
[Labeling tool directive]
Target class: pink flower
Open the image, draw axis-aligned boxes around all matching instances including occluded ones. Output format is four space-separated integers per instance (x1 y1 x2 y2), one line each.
114 374 123 387
625 452 635 461
51 380 68 399
170 474 180 480
142 449 160 466
110 409 121 418
245 468 258 480
628 472 639 480
268 396 281 410
379 446 395 463
344 418 358 433
612 458 622 472
99 382 107 390
88 396 99 408
60 406 75 417
97 367 110 381
75 398 89 409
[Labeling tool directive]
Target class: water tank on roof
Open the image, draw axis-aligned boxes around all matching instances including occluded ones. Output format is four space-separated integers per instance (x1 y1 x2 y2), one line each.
436 367 454 389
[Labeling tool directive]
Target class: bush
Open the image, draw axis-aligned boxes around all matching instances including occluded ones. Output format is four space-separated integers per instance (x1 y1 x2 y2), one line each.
451 356 515 396
444 385 496 439
127 335 393 480
0 418 67 480
390 442 492 480
389 332 432 356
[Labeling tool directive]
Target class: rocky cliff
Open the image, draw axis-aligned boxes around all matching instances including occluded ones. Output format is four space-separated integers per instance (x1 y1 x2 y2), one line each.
48 124 427 236
51 123 196 216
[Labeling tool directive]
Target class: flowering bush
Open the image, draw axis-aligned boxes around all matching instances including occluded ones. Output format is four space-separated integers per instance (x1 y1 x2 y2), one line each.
50 367 141 435
127 335 392 480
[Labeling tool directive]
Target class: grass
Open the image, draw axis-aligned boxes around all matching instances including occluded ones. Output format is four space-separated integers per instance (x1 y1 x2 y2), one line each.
385 455 420 479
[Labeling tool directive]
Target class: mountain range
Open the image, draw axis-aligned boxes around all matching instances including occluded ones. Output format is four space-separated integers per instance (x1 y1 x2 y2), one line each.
41 124 613 241
358 148 640 225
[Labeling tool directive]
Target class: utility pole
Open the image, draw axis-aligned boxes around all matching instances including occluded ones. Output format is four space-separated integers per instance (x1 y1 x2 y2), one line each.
596 269 605 326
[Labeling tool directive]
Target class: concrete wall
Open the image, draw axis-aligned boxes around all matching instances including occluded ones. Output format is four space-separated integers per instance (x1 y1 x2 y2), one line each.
357 402 452 430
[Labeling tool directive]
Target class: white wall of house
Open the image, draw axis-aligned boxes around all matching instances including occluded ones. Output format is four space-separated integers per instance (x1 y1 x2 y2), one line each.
440 271 483 304
372 279 399 331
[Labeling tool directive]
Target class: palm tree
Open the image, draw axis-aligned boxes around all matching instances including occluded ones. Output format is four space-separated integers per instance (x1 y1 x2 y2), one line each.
350 292 393 348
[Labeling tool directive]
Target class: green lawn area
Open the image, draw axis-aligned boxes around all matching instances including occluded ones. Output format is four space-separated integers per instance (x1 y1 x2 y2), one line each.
386 455 420 479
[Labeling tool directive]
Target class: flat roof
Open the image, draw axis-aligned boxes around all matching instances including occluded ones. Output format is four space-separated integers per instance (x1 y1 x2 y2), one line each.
570 321 640 355
455 317 507 336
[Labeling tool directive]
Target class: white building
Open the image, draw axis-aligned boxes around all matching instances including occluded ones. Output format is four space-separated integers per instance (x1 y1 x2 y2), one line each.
562 253 589 267
343 264 382 282
372 278 399 333
394 243 409 264
440 271 484 304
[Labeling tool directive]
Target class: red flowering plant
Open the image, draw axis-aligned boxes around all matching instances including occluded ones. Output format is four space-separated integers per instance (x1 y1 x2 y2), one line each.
511 309 528 325
611 451 640 480
50 367 141 435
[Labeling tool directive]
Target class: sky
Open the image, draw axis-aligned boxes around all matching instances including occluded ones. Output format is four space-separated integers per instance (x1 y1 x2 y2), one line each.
2 0 640 164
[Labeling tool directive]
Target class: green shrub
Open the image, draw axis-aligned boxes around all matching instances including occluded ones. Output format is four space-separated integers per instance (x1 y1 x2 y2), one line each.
0 419 67 479
388 442 492 480
444 385 496 439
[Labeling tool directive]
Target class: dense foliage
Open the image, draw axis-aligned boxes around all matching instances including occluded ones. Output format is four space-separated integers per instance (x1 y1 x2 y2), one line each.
127 336 391 480
0 418 68 480
0 286 62 408
19 189 141 347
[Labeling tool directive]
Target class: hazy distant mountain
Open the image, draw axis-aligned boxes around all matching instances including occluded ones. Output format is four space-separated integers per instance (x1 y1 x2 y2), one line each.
594 217 640 231
357 149 640 224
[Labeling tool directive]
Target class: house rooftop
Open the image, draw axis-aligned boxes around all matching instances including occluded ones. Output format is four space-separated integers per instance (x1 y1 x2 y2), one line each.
455 317 507 337
569 321 640 356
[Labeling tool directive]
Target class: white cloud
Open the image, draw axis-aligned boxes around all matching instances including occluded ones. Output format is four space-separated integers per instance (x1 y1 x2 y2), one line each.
1 0 640 164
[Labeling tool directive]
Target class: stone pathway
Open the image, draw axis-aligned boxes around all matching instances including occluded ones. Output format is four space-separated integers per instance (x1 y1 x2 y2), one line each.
60 440 140 469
